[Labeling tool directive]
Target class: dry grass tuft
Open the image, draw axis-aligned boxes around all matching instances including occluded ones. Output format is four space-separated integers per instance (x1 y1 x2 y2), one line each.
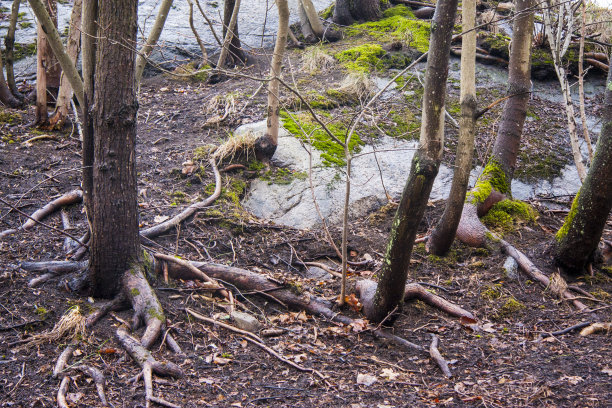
335 72 375 101
548 271 569 299
301 46 336 75
26 306 87 346
212 131 257 162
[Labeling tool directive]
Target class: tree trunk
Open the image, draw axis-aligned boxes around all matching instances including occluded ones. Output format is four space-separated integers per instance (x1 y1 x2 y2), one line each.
427 0 477 255
333 0 381 25
5 0 23 99
490 0 534 183
218 0 245 68
35 0 61 126
0 46 21 107
554 59 612 274
134 0 174 86
49 0 83 129
364 0 459 323
255 0 289 161
89 0 140 298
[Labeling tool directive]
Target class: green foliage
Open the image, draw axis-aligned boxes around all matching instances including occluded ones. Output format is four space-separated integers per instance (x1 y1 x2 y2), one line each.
335 44 385 73
280 110 363 167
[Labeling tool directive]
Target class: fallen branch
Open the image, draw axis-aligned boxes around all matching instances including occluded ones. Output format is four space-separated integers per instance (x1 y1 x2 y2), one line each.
140 159 220 239
116 328 182 407
540 321 592 339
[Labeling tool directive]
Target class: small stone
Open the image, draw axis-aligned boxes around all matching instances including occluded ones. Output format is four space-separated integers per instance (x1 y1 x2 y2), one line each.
230 311 261 333
497 2 514 12
304 266 331 280
503 256 518 280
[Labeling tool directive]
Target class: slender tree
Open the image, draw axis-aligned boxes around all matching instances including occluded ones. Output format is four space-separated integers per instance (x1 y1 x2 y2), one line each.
554 59 612 274
5 0 23 100
255 0 289 160
456 0 534 247
219 0 245 67
427 0 477 255
134 0 174 85
361 0 459 323
34 0 61 126
0 47 21 107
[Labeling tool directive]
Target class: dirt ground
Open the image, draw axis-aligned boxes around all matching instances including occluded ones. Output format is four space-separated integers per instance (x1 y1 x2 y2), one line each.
1 44 611 407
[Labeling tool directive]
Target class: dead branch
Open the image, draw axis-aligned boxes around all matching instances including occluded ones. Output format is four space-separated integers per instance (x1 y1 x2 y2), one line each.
429 334 452 378
540 321 592 338
74 365 109 406
499 239 589 311
116 328 182 407
585 58 609 72
21 260 87 288
404 283 476 320
53 345 75 378
57 376 70 408
140 159 220 239
24 190 82 230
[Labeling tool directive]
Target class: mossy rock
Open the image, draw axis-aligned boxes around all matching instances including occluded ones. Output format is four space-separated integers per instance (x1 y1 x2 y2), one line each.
482 199 537 233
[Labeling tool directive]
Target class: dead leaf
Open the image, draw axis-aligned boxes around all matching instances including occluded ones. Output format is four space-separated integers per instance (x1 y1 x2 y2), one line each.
350 319 368 333
380 368 400 381
356 373 377 386
293 353 307 363
154 215 170 223
345 293 362 312
182 161 197 175
560 375 583 385
482 322 496 333
212 356 232 365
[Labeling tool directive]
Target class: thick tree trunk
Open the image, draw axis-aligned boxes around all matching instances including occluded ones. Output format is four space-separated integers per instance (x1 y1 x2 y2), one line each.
35 0 61 126
364 0 459 323
5 0 23 99
427 0 477 255
255 0 289 161
89 0 141 298
49 0 82 129
134 0 174 85
333 0 381 25
554 60 612 274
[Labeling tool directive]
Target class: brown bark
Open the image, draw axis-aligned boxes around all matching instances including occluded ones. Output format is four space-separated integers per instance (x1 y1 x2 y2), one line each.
333 0 381 25
490 0 534 183
554 60 612 274
88 0 140 299
427 0 477 255
35 0 61 126
366 0 459 323
5 0 23 100
220 0 245 67
0 47 21 107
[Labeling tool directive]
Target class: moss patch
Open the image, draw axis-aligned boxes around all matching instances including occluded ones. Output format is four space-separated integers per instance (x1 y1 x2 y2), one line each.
467 159 510 205
0 110 22 124
496 296 525 318
287 90 339 110
334 44 385 73
482 199 537 233
555 191 579 243
280 110 363 167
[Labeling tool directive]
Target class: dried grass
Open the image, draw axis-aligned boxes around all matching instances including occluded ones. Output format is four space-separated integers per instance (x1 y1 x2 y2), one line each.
584 1 612 45
211 131 257 162
301 46 336 75
335 72 375 101
25 306 87 346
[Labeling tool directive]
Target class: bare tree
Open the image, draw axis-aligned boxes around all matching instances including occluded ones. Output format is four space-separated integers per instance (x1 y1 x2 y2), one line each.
426 0 477 255
4 0 23 100
255 0 289 160
0 47 21 107
554 57 612 274
542 0 587 182
217 0 245 69
134 0 174 85
360 0 459 323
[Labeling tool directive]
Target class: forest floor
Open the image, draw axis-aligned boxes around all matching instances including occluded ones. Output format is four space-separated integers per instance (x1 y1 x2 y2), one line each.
1 39 612 407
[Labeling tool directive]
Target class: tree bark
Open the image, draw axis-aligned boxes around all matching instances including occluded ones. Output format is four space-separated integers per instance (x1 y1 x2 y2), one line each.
49 0 83 129
255 0 289 161
554 59 612 274
88 0 140 298
0 46 21 107
333 0 381 25
134 0 174 85
365 0 459 323
427 0 477 255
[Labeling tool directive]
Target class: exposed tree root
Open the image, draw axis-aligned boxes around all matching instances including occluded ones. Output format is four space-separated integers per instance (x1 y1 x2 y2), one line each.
57 376 70 408
18 260 87 288
123 262 165 349
85 294 129 328
116 328 183 408
0 189 82 239
540 321 592 339
160 259 457 377
74 365 110 406
140 159 220 240
53 345 75 378
429 334 452 378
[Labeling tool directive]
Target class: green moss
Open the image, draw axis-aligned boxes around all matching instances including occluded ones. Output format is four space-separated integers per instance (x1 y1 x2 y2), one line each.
261 167 307 185
130 288 140 297
146 306 166 323
335 44 385 73
497 297 525 317
347 15 431 52
467 159 509 204
34 306 48 317
289 91 339 110
482 199 537 233
280 110 363 167
555 191 580 242
481 34 511 61
382 4 414 18
12 43 37 61
320 4 334 19
19 21 33 29
482 284 503 300
0 110 22 124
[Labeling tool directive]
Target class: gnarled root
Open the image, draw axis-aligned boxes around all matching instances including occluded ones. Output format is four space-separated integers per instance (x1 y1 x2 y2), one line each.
19 260 87 288
123 263 165 349
74 365 110 407
116 328 183 408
